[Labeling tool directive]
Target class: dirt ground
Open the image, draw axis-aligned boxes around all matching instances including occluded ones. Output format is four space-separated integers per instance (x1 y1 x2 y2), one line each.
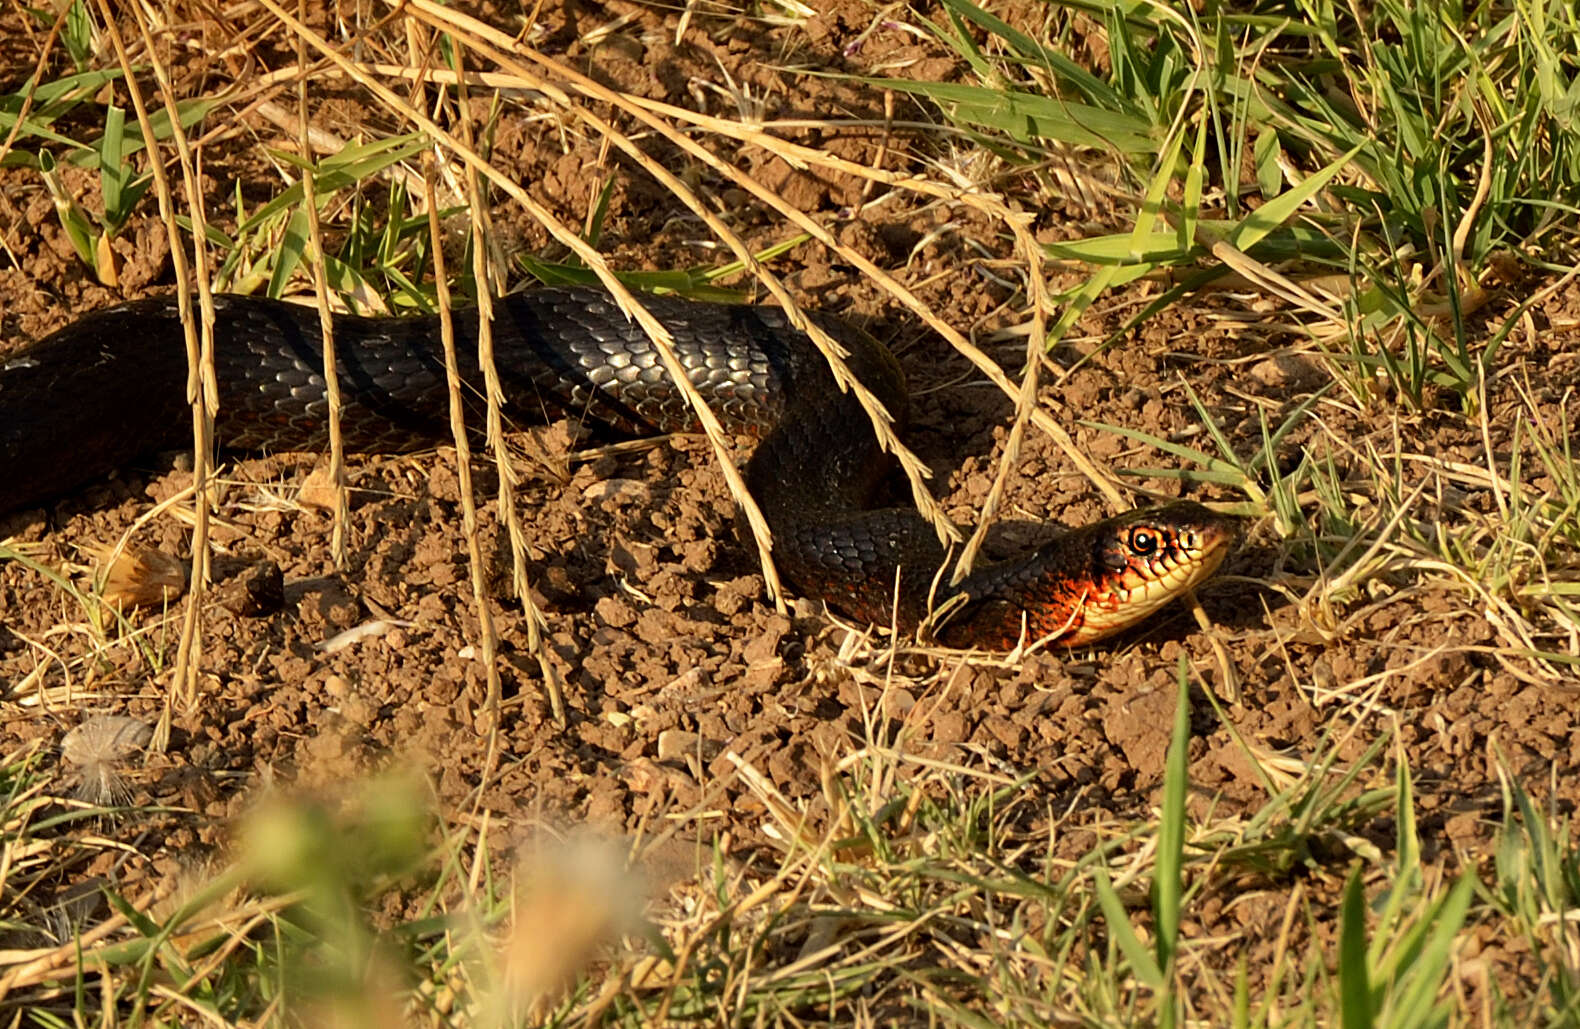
3 0 1580 1008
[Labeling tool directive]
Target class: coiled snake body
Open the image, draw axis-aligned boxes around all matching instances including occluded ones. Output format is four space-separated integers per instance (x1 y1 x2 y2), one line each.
0 288 1235 649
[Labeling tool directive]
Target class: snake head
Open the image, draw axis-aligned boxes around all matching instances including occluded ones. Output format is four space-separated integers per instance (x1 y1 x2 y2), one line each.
1063 501 1240 645
938 500 1240 650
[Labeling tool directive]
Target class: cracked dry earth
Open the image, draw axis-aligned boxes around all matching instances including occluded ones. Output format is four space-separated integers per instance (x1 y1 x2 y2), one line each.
2 0 1580 1001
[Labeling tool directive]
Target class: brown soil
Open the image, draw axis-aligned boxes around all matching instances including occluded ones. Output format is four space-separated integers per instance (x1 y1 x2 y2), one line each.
3 0 1579 1014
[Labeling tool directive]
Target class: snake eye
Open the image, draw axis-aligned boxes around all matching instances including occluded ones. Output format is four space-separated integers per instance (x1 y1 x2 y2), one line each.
1127 527 1159 557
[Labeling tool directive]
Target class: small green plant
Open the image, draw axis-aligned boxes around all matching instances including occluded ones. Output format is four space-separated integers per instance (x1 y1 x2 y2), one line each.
1082 376 1326 541
3 60 212 284
884 0 1580 410
36 104 153 285
1092 657 1194 1028
23 0 97 71
1488 756 1580 1019
204 132 435 303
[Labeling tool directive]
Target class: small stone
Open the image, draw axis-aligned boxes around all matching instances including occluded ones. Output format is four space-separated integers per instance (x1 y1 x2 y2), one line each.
1248 352 1325 391
583 479 650 504
296 463 345 512
657 730 699 762
218 558 285 617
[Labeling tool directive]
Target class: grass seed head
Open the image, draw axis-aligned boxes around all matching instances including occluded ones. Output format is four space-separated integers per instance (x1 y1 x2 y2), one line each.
61 715 153 804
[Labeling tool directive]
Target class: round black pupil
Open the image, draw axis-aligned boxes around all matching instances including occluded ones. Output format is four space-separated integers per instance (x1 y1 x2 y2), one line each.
1132 530 1156 554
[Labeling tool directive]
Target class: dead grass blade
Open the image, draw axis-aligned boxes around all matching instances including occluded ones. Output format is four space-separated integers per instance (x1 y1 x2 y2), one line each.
419 157 505 725
294 0 351 566
445 37 567 731
100 0 218 745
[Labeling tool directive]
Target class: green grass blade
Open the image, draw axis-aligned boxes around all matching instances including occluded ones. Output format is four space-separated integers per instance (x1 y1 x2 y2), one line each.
1385 875 1473 1029
1368 750 1422 970
1224 143 1364 252
698 232 812 283
584 175 615 248
98 102 127 218
267 204 311 299
1152 656 1192 1025
932 0 1124 109
1338 865 1373 1029
1180 111 1208 249
37 149 96 269
1042 230 1195 265
238 133 429 237
1093 867 1164 991
1079 420 1243 483
866 78 1158 154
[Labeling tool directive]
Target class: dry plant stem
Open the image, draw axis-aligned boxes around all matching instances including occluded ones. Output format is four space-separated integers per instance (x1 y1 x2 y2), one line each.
0 8 64 188
256 0 790 611
445 39 567 729
1453 128 1494 281
103 2 218 734
951 213 1045 583
1190 585 1239 702
296 59 572 107
1207 241 1344 327
397 0 956 544
297 0 350 565
0 903 136 999
422 158 503 716
0 886 304 997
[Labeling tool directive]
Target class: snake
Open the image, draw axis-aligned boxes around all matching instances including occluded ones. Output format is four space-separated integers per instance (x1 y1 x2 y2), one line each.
0 287 1236 649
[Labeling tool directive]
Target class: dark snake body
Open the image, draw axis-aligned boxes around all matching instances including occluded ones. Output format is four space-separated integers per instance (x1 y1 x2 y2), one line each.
1 288 1234 648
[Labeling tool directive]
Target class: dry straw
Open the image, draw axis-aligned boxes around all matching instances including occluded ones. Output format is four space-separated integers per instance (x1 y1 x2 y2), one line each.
95 0 218 746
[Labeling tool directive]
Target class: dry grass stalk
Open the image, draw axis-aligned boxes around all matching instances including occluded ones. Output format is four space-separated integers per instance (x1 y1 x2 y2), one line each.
419 157 505 720
950 212 1047 580
444 32 567 730
101 0 218 737
294 2 351 566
